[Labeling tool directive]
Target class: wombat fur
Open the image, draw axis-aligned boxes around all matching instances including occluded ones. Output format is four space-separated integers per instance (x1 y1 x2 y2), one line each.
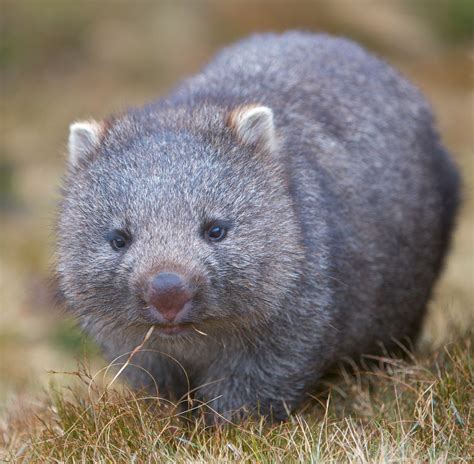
57 31 460 421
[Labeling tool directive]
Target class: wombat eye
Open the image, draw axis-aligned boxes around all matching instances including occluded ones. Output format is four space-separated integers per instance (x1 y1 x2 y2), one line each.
204 221 230 243
106 229 131 251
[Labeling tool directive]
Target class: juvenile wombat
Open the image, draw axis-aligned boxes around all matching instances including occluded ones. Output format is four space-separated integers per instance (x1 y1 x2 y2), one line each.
57 32 460 421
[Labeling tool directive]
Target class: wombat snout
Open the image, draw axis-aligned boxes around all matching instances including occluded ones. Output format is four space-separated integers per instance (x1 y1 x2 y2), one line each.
144 272 195 322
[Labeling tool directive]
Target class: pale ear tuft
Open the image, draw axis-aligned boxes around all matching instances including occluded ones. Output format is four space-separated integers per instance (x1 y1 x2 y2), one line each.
68 120 103 166
227 105 276 152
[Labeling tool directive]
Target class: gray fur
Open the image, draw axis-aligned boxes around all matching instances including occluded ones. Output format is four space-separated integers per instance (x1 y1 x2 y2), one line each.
57 32 460 421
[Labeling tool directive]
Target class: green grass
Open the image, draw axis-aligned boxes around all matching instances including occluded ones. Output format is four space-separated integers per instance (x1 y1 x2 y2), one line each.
2 332 472 463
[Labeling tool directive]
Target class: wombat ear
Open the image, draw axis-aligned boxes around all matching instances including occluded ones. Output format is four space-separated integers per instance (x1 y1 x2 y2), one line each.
68 120 104 166
227 105 276 152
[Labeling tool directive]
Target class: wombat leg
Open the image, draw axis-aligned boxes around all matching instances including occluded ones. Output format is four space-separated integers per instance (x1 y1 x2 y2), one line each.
192 365 308 424
118 351 190 406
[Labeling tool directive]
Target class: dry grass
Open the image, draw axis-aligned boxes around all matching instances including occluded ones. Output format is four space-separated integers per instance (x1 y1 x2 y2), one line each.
1 331 472 463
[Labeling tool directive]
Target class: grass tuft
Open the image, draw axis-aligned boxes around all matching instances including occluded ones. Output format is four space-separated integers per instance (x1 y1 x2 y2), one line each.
1 332 472 462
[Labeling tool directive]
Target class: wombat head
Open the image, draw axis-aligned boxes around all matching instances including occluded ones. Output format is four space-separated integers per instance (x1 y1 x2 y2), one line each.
57 104 304 340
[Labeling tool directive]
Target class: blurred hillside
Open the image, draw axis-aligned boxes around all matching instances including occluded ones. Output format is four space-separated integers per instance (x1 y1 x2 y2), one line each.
1 0 473 410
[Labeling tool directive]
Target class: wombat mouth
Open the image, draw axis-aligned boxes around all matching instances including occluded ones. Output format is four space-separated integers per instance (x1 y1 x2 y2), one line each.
155 323 193 336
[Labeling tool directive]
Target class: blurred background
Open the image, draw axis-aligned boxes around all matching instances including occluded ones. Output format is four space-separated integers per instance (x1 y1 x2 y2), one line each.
1 0 473 410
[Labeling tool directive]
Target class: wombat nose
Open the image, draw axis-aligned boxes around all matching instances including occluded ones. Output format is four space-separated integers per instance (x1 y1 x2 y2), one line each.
146 272 194 322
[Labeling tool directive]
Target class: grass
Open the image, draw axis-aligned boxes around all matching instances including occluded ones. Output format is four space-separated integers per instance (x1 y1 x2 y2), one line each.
1 329 472 462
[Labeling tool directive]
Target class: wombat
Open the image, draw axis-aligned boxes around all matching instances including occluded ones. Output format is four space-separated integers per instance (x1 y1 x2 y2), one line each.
57 32 460 421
